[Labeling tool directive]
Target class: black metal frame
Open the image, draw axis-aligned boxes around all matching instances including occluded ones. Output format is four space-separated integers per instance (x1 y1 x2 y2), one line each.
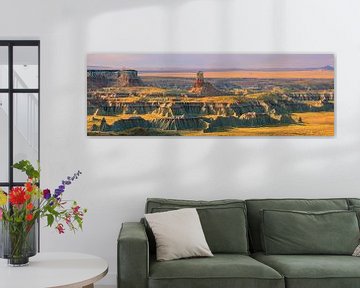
0 40 40 249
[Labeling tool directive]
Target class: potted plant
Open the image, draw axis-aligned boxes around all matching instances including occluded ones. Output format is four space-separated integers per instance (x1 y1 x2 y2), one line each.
0 160 87 266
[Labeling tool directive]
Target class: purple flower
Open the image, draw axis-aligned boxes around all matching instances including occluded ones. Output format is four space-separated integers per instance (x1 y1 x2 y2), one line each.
43 189 51 200
54 189 63 198
54 170 82 199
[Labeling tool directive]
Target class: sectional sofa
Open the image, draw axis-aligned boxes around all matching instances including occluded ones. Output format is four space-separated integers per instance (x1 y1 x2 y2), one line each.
118 198 360 288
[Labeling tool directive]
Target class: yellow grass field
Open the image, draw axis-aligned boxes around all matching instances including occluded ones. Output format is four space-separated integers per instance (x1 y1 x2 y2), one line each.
88 112 334 136
180 112 334 136
141 70 334 79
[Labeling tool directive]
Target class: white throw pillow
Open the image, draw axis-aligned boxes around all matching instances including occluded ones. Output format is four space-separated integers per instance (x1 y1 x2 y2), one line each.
145 208 213 261
353 244 360 256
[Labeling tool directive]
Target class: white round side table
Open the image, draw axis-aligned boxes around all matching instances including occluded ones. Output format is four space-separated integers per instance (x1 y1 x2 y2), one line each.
0 252 108 288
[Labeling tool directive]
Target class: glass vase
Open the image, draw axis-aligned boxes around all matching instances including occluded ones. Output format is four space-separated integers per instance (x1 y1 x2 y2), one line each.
0 220 37 266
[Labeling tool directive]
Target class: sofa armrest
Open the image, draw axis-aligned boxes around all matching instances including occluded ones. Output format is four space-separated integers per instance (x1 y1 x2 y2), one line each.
118 222 149 288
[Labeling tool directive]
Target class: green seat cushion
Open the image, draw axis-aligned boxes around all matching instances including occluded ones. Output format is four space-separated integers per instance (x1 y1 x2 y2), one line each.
149 254 284 288
253 252 360 288
261 210 359 255
246 198 349 252
146 198 249 254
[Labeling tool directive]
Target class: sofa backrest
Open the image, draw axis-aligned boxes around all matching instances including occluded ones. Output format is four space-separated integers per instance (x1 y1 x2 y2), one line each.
348 198 360 207
145 198 249 255
245 198 349 252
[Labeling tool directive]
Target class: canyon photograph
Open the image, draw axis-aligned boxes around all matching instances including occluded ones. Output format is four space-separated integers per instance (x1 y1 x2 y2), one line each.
87 54 334 136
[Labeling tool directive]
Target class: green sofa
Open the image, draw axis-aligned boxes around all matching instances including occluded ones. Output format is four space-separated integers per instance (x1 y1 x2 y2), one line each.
118 198 360 288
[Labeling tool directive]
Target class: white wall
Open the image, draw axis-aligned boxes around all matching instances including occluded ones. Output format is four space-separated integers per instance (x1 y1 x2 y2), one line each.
1 0 360 285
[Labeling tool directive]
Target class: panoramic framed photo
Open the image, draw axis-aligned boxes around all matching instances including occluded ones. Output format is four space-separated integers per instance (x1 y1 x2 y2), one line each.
87 54 334 136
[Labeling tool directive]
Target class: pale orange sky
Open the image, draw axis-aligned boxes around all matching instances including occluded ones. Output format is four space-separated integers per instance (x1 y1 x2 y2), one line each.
87 54 334 71
140 70 334 79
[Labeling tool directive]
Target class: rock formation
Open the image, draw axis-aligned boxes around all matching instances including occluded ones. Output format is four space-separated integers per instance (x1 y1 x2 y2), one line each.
87 96 334 119
319 65 334 71
87 70 119 88
286 91 334 102
189 71 223 96
87 69 145 88
319 94 329 104
87 100 269 117
118 70 144 87
91 112 297 134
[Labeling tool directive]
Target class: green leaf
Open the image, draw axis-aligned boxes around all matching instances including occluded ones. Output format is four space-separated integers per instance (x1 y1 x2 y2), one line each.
46 205 60 217
75 216 83 230
47 214 54 227
12 160 40 180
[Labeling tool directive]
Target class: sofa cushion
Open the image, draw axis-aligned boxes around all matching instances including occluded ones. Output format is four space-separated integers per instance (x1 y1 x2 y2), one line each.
347 199 360 229
253 252 360 288
246 198 349 252
350 206 360 228
146 198 248 254
261 209 359 255
347 198 360 207
149 254 284 288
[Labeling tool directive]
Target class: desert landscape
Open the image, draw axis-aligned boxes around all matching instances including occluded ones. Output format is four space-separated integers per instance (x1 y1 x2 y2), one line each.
87 54 334 136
